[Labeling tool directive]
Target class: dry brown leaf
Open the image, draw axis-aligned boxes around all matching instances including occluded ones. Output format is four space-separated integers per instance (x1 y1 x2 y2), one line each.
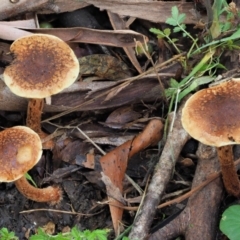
101 172 126 205
100 119 163 234
30 28 148 47
108 11 143 74
42 222 55 235
0 24 147 47
106 106 142 125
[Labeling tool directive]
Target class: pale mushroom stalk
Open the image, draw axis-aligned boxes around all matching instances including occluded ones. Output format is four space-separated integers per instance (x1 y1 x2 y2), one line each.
181 78 240 198
0 126 62 203
27 99 43 133
15 176 61 204
217 146 240 197
26 98 52 149
26 98 48 142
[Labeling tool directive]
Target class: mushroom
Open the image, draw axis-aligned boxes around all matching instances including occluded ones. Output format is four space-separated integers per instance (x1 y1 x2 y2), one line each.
3 34 80 148
0 126 61 203
181 78 240 198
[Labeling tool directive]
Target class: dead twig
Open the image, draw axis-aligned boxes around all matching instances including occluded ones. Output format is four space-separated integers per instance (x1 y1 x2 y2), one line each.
129 99 191 240
149 143 223 240
19 208 103 216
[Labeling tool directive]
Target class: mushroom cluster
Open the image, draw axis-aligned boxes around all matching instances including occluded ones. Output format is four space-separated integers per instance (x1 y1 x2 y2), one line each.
181 78 240 198
0 33 80 203
0 126 61 203
3 34 80 149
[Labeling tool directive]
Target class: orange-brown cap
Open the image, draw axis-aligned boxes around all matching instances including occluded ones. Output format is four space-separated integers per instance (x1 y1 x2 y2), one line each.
0 126 42 182
3 34 79 98
181 78 240 147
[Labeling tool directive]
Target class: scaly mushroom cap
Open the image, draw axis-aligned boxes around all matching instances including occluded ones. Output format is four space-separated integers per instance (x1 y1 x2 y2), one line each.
182 78 240 147
3 34 79 98
0 126 42 182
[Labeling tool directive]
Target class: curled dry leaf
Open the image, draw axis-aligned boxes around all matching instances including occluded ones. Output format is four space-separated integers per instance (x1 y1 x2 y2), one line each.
79 54 132 80
100 119 163 234
31 28 148 48
107 11 143 74
0 25 147 47
106 106 142 125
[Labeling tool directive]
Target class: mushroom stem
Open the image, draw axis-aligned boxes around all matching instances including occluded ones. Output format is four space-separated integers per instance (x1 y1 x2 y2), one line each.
26 99 54 149
15 176 62 204
26 98 43 133
217 146 240 198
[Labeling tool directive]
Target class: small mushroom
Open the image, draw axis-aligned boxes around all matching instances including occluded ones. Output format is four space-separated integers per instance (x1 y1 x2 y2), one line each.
0 126 61 203
3 34 80 148
181 78 240 197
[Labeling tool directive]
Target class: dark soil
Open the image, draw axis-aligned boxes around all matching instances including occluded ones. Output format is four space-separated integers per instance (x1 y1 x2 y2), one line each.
0 158 110 239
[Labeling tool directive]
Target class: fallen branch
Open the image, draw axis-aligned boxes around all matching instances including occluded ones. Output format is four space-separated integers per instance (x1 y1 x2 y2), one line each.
129 99 191 240
149 143 223 240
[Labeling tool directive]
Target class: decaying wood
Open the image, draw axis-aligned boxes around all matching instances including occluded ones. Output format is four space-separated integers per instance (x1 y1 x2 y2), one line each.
0 42 12 64
0 0 206 25
85 1 203 24
0 57 182 113
0 0 49 21
0 0 88 21
129 99 191 240
0 80 28 111
0 77 163 112
149 144 223 240
52 77 161 109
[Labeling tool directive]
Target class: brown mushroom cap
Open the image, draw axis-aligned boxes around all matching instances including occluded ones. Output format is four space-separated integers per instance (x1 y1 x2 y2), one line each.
3 34 79 98
0 126 42 182
181 78 240 147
